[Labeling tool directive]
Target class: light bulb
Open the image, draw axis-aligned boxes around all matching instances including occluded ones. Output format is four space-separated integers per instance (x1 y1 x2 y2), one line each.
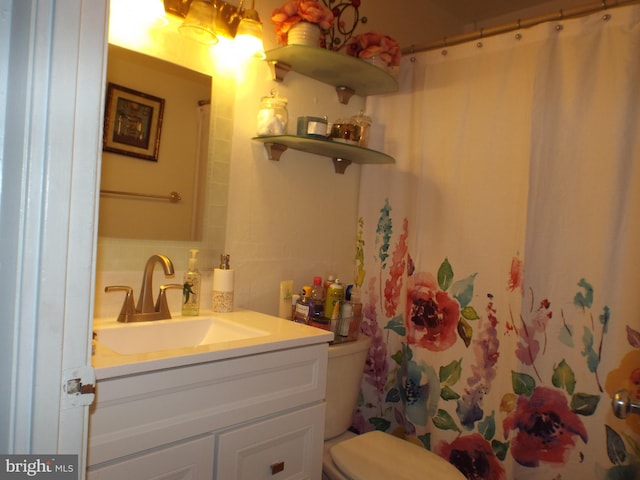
235 14 265 59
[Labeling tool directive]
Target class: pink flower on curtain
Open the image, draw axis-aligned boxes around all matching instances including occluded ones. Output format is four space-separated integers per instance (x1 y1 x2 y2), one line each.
515 297 551 381
503 386 588 467
437 433 506 480
361 276 388 397
384 217 408 318
457 296 501 429
405 272 460 351
507 256 524 292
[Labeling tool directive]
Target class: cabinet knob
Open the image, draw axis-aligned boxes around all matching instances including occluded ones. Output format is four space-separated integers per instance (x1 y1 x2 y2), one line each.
270 461 285 475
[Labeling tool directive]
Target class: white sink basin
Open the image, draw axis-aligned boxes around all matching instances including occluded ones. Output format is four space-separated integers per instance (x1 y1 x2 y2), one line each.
95 316 270 355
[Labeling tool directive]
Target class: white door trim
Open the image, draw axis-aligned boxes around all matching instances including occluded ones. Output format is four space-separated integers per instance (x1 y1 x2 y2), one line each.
0 0 108 474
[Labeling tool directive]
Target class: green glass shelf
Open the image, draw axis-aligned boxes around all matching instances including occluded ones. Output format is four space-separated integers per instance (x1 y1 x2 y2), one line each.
253 135 395 173
265 45 398 102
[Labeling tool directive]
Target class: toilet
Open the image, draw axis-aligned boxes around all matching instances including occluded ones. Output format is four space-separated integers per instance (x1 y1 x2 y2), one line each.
322 336 466 480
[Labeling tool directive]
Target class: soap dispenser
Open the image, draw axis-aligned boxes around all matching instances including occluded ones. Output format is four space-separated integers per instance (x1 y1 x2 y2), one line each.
182 249 201 316
213 254 234 312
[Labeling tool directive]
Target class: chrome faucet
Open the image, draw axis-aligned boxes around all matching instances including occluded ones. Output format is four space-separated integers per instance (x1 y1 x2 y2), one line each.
105 254 180 322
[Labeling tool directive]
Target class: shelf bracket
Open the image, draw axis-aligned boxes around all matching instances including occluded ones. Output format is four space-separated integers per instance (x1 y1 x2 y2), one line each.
335 86 355 105
332 158 352 174
263 142 288 161
268 60 292 82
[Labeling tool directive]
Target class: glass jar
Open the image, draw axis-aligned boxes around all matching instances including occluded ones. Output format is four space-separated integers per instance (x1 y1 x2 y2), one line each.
329 118 358 144
257 89 288 136
351 111 372 147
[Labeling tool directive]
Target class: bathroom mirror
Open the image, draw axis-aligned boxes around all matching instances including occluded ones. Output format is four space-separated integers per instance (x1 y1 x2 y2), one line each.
99 44 212 241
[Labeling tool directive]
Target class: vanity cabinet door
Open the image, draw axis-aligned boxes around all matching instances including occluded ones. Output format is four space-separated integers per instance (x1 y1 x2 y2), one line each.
215 403 325 480
87 434 214 480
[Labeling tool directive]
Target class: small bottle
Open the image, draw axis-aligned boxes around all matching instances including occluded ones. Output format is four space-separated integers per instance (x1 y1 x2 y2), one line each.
213 254 234 313
290 294 300 321
293 286 314 324
182 249 201 316
310 276 324 318
338 302 353 337
324 279 345 320
279 280 294 319
346 285 363 340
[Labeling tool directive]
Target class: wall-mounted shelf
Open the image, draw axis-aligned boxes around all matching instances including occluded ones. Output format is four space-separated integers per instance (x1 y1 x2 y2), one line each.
253 135 395 174
265 46 399 104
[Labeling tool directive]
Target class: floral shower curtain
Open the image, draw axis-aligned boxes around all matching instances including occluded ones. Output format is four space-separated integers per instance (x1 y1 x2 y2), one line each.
354 5 640 479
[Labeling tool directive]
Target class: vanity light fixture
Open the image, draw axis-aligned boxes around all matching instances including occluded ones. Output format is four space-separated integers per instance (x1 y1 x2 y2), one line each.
178 0 219 45
168 0 265 58
111 0 169 32
234 0 266 59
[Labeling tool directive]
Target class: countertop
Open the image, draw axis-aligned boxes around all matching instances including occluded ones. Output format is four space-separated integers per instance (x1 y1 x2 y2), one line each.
92 309 333 379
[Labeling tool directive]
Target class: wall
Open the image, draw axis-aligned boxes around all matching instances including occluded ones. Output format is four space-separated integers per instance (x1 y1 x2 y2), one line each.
227 64 365 316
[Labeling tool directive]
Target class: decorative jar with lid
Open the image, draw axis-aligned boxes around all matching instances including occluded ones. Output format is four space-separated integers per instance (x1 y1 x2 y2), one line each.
257 89 288 136
351 111 372 147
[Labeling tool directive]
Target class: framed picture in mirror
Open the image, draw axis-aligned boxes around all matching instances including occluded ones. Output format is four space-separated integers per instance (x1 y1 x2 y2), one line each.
103 82 165 162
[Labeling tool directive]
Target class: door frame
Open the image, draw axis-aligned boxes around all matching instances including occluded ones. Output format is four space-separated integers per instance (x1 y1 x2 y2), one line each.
0 0 108 474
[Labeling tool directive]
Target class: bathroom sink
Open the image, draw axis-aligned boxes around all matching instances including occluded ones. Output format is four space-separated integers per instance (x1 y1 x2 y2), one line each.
94 316 270 355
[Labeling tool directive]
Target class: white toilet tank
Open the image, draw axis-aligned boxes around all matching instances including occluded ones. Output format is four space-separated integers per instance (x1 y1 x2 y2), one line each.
324 335 372 440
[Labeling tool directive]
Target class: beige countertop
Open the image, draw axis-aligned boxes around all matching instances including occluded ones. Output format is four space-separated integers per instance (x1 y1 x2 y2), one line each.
92 309 333 379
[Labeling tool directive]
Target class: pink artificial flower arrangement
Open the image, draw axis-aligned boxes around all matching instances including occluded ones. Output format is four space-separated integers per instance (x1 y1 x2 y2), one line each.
345 31 401 67
271 0 335 45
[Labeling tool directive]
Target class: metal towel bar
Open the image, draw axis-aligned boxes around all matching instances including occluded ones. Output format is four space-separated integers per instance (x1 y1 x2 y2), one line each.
100 189 182 203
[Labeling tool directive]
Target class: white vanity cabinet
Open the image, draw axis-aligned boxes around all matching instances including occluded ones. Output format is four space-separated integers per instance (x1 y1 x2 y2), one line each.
87 342 328 480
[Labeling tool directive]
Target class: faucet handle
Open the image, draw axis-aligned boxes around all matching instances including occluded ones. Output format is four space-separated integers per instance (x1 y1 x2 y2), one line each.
155 284 182 318
105 285 136 323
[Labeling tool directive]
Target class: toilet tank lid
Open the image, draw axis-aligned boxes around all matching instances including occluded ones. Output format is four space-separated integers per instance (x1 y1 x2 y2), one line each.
328 335 371 359
330 431 466 480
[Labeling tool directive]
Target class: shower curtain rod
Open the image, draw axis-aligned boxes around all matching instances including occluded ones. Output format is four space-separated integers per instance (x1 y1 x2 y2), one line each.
401 0 640 54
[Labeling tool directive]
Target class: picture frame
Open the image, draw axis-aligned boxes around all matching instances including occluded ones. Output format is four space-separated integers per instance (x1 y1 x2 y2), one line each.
103 83 165 162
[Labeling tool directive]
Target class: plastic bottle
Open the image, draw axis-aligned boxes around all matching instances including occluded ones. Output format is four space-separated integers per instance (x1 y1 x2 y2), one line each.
293 286 314 324
213 254 234 312
324 279 345 320
338 302 353 337
346 285 363 340
279 280 294 319
182 249 201 316
310 276 324 318
323 274 335 300
290 294 300 321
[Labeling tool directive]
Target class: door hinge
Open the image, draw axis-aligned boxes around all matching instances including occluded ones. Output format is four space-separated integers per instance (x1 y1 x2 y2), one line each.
62 366 96 408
